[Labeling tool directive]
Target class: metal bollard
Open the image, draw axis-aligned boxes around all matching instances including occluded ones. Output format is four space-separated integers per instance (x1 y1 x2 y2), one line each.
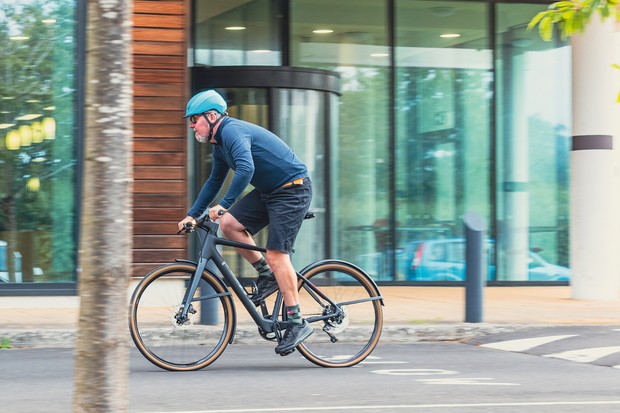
463 211 487 323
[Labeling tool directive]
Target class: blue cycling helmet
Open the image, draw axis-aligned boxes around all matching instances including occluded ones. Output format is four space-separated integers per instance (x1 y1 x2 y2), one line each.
184 89 228 118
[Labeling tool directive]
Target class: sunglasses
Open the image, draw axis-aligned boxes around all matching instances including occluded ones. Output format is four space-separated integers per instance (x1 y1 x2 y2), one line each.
189 114 203 124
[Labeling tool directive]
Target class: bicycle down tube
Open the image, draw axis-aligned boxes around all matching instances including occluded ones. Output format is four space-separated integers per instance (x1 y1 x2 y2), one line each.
180 221 286 332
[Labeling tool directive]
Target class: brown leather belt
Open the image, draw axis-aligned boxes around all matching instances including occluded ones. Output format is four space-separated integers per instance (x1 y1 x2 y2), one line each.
281 178 305 188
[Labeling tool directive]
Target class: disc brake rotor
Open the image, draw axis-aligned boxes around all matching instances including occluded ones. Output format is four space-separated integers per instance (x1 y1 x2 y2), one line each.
170 304 196 329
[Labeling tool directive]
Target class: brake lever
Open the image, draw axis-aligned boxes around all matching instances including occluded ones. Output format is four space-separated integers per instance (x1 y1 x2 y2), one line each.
177 222 195 235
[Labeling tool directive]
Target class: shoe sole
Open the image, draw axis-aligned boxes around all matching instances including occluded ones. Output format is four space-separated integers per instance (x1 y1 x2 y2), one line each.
275 326 313 356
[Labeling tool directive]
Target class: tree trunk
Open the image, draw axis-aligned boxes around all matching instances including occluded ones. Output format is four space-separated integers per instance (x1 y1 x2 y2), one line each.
73 1 133 412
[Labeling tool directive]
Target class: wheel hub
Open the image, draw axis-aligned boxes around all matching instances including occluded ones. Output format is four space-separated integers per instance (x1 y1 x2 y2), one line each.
171 304 196 328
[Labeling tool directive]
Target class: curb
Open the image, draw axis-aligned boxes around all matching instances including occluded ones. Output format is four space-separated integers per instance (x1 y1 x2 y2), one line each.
0 324 531 348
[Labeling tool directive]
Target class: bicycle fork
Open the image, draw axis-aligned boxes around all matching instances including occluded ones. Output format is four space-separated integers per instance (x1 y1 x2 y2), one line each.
175 257 210 324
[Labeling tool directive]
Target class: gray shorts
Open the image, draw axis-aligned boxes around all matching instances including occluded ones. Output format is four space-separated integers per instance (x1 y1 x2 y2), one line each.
227 178 312 254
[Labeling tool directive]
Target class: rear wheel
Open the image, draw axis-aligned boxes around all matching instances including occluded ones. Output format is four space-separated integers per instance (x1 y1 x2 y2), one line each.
129 264 234 371
296 261 383 367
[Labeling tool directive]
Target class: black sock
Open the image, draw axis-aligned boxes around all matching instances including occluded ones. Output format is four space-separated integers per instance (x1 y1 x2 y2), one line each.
252 257 274 278
286 304 302 325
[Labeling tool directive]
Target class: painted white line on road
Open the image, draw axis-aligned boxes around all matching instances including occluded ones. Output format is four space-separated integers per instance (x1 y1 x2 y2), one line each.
544 346 620 363
371 368 457 376
614 365 620 369
140 400 620 413
480 335 577 352
417 377 519 386
361 361 408 364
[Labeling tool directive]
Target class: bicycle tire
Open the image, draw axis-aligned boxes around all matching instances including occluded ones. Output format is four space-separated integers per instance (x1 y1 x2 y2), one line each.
296 260 383 367
129 263 235 371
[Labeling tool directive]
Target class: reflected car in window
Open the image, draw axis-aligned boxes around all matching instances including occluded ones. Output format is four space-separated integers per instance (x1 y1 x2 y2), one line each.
402 238 570 282
0 240 7 283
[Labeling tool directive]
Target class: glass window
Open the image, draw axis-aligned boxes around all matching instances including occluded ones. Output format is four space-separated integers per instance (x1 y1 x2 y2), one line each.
273 89 328 269
193 0 281 66
290 0 390 281
395 1 492 282
0 1 78 284
495 3 571 282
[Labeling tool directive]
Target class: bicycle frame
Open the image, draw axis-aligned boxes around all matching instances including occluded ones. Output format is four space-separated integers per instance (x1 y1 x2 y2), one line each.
177 219 338 334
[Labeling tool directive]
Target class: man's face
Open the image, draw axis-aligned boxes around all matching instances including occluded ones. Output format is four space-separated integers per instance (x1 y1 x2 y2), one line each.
189 114 209 143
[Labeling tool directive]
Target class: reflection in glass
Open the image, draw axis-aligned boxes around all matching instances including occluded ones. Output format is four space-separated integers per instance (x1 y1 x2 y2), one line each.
395 1 492 282
273 89 327 269
193 0 281 66
0 0 78 284
495 3 570 281
291 0 390 280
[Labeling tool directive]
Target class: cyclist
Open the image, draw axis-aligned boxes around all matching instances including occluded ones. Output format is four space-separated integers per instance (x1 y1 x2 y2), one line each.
177 89 313 355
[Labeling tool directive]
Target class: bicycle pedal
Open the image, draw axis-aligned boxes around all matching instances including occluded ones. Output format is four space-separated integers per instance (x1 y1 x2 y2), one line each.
279 348 296 357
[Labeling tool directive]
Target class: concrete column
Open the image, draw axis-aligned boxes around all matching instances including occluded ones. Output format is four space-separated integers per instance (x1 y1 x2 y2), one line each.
570 16 619 300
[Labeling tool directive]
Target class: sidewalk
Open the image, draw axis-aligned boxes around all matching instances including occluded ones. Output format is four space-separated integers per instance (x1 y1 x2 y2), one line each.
1 286 619 347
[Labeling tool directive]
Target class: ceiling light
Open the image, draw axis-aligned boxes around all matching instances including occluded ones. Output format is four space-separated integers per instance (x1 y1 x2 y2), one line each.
43 106 56 111
0 123 15 129
5 130 20 150
370 53 389 57
250 49 271 53
10 36 29 41
440 33 461 38
42 19 57 24
225 26 246 31
313 29 334 34
16 114 43 121
43 117 56 140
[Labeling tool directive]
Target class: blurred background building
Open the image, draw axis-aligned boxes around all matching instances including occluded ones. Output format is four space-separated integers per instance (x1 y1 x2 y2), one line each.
0 0 602 295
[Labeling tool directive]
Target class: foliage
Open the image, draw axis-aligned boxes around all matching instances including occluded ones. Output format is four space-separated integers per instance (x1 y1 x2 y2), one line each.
0 1 77 281
528 0 620 103
528 0 618 41
0 337 13 349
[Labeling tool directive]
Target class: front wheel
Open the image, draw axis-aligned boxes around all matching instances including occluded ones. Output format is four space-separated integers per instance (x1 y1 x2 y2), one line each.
129 264 235 371
296 261 383 367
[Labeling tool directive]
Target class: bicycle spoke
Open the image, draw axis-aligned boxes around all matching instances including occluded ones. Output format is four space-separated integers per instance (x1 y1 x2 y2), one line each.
296 262 383 367
129 265 234 371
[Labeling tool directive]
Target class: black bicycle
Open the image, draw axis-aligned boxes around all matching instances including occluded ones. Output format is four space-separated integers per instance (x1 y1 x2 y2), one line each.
129 210 384 371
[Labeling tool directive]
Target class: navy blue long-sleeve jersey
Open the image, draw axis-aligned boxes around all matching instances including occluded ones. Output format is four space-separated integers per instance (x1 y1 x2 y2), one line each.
187 117 308 217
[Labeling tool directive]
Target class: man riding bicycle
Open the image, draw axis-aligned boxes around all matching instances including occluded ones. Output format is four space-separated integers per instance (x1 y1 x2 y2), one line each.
177 89 313 355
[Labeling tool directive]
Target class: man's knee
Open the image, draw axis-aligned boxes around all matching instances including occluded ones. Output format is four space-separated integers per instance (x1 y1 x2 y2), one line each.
219 213 242 237
265 249 290 269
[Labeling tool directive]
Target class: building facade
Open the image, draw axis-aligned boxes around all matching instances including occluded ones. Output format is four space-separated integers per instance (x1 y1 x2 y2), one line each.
0 0 576 295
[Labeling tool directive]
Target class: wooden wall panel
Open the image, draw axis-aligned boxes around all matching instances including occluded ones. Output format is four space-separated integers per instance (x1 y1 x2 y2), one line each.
133 0 189 276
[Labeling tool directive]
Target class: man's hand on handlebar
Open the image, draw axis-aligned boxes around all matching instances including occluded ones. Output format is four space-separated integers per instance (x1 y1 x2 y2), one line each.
209 205 227 221
177 216 196 234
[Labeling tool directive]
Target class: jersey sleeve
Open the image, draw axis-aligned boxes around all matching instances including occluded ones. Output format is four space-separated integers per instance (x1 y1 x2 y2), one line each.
187 149 230 217
219 128 255 209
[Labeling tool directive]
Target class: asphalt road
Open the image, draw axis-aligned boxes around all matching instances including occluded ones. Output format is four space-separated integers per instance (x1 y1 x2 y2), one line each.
1 326 619 413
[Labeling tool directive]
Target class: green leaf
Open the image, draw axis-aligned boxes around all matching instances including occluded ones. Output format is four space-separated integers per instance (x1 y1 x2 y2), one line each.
612 63 620 70
554 1 577 11
528 11 547 31
601 5 610 18
617 91 620 104
540 16 554 41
